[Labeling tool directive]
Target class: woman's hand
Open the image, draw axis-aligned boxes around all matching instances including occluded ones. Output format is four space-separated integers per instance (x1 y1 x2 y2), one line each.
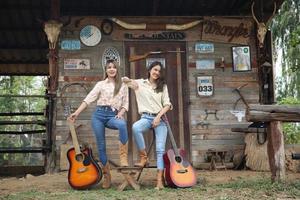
122 77 138 90
67 112 78 123
121 76 131 83
152 116 161 128
116 108 125 119
115 112 124 119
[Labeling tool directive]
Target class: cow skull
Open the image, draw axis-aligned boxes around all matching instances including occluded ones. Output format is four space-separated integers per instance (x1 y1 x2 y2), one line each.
251 2 276 48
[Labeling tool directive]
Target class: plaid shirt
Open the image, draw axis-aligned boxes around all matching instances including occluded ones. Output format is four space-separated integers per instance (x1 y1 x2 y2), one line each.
83 79 129 111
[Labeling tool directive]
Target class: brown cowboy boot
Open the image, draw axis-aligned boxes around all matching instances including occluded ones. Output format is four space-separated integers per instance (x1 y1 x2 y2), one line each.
155 170 165 190
102 163 111 189
134 149 148 167
119 142 129 167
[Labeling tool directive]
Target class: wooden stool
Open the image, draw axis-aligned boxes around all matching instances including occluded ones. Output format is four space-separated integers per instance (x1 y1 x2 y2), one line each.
207 149 227 170
116 167 141 191
114 129 156 191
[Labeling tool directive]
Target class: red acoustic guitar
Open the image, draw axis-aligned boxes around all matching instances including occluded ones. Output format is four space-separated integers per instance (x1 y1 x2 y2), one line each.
67 121 102 190
163 114 197 188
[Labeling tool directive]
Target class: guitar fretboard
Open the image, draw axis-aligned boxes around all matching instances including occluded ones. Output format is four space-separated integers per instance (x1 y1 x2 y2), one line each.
163 114 180 157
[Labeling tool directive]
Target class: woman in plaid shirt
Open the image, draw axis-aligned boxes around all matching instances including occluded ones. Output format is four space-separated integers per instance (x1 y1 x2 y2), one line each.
69 59 129 189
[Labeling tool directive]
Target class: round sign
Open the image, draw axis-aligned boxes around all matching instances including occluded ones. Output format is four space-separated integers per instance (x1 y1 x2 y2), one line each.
80 25 101 46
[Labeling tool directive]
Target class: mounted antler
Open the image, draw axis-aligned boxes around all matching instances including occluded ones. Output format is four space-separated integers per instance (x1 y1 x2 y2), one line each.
251 2 276 48
110 17 201 30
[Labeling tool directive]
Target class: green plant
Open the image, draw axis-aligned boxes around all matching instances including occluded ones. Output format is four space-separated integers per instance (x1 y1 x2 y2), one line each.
278 97 300 144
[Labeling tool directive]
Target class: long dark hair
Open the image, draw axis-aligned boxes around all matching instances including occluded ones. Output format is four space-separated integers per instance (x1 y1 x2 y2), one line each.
147 61 166 93
103 59 122 96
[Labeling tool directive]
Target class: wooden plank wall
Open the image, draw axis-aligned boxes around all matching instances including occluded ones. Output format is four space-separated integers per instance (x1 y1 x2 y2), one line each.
187 41 259 166
54 16 260 170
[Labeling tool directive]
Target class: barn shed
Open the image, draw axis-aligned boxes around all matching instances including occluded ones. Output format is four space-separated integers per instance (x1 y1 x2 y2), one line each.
0 0 285 174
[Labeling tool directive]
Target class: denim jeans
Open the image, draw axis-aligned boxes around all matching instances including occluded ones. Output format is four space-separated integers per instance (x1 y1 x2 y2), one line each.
132 113 168 170
91 106 128 165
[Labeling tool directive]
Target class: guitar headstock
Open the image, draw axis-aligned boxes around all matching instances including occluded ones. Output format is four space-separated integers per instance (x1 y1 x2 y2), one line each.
64 104 72 119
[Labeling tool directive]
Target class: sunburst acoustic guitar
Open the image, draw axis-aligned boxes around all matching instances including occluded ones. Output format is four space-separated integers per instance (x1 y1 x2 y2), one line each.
163 114 197 188
67 120 102 190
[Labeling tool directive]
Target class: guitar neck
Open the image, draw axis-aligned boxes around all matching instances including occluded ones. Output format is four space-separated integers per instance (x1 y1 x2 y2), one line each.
68 121 81 155
163 114 180 156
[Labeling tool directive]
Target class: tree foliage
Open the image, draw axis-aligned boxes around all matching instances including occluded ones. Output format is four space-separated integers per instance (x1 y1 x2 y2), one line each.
271 0 300 100
278 97 300 144
0 76 46 165
271 0 300 144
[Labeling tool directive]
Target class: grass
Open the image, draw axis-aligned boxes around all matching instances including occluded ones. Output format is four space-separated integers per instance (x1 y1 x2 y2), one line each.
1 178 300 200
213 178 300 199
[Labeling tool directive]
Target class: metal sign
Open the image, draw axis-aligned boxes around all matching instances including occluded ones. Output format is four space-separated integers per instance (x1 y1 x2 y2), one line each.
195 43 214 53
196 59 215 70
197 76 213 96
60 40 81 50
64 59 90 69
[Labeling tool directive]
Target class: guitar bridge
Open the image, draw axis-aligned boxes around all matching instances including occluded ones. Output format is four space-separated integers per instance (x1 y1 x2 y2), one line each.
176 169 188 174
77 167 88 173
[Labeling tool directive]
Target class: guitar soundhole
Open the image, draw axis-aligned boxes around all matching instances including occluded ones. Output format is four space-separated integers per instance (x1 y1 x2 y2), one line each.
175 156 182 163
75 154 84 162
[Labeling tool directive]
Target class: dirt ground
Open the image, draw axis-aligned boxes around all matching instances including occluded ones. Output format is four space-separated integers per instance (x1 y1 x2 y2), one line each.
0 168 300 196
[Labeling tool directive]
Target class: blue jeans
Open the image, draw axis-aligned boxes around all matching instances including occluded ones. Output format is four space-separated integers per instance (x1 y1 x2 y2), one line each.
91 106 128 165
132 113 168 170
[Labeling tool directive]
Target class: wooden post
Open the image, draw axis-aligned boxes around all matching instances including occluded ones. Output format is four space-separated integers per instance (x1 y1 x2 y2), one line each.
267 121 285 181
48 49 58 94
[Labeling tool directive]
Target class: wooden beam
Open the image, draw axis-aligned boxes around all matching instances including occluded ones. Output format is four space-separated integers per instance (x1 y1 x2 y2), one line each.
231 127 266 133
0 64 48 75
246 104 300 122
0 45 48 49
176 47 184 148
152 0 160 16
249 104 300 114
50 0 60 20
267 121 285 181
247 111 300 122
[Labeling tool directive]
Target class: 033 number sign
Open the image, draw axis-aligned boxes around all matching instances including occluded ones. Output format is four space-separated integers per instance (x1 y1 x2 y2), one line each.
197 76 214 96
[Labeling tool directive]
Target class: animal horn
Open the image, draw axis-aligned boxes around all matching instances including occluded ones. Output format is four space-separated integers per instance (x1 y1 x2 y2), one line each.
166 20 202 30
251 2 260 25
110 17 146 30
266 2 277 25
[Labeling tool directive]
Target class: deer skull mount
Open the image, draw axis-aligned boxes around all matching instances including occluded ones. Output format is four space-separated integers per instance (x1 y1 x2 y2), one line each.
251 2 276 48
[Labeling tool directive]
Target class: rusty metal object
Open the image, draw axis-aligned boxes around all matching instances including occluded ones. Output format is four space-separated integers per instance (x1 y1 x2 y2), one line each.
233 83 249 109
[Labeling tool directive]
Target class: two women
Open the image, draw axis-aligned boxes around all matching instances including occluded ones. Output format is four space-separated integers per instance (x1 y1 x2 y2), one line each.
68 60 129 189
69 60 171 190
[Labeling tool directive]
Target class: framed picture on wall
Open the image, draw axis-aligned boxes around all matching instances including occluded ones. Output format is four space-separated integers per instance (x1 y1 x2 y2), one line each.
232 46 251 72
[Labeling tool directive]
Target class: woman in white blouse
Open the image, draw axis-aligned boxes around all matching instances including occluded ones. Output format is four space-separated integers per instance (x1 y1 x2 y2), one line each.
123 61 172 190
